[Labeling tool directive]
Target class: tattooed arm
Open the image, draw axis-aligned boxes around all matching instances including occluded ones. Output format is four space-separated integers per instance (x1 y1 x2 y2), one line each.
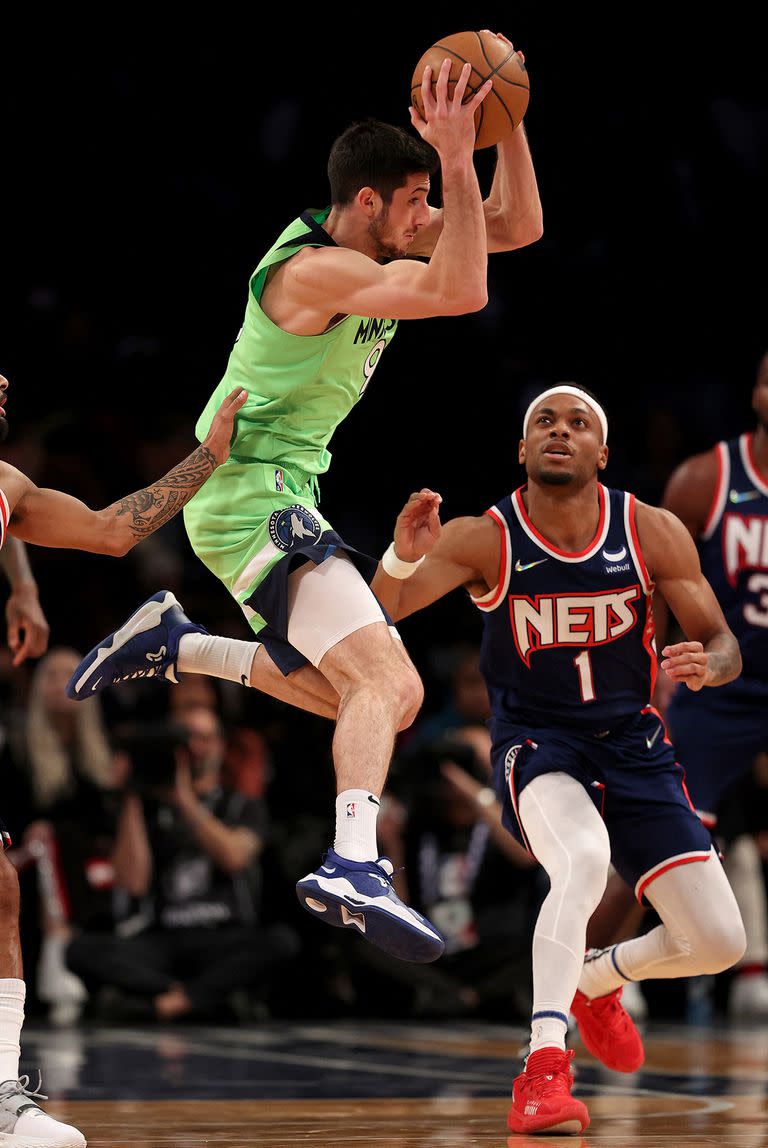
5 388 246 556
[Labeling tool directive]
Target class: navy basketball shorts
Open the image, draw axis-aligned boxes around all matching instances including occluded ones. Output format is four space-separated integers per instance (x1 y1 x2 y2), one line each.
491 707 713 904
667 680 768 824
242 530 384 675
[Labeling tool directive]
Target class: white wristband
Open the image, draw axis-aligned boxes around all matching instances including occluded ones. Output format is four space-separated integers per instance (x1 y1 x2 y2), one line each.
381 541 426 580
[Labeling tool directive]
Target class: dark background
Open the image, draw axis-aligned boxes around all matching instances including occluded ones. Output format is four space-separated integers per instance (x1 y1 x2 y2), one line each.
2 15 766 670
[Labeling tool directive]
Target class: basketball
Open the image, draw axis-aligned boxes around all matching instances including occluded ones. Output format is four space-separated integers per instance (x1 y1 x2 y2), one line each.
410 30 529 150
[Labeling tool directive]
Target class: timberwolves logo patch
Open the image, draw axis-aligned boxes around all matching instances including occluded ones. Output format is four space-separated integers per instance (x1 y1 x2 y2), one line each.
268 505 322 552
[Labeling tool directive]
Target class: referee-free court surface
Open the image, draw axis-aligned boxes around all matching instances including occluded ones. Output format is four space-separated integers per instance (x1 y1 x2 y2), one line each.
23 1016 768 1145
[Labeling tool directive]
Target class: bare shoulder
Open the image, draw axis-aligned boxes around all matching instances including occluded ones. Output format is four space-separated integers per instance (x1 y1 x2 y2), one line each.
661 445 720 532
0 461 32 516
635 499 698 576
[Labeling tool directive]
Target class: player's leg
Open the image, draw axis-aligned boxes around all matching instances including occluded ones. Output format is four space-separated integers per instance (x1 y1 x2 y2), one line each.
281 555 442 962
0 847 86 1147
507 771 599 1135
668 690 768 1013
518 772 612 1057
65 587 341 719
577 846 746 997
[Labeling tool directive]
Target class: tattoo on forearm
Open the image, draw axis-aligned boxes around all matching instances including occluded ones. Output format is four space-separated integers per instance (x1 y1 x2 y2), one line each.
112 445 217 540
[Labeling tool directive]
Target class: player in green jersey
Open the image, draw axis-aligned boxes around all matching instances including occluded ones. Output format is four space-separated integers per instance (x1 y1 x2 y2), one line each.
68 42 543 964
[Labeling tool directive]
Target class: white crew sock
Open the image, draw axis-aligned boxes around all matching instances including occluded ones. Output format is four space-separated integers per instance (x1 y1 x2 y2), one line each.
177 633 258 686
0 978 25 1082
529 1009 569 1055
334 790 380 861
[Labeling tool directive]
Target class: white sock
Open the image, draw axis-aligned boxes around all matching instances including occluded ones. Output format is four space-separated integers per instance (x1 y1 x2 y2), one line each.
578 944 629 999
0 978 25 1083
177 633 258 686
529 1009 568 1055
334 790 380 862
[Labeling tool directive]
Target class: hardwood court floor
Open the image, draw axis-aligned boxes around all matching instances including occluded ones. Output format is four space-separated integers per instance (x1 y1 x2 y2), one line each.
23 1017 768 1145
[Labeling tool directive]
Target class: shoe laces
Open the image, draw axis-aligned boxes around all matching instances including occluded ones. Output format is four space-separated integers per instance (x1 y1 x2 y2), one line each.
523 1049 575 1097
589 987 633 1034
0 1072 48 1103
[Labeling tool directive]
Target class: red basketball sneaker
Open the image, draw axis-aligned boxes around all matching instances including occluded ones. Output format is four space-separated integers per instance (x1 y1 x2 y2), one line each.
507 1048 589 1135
571 986 645 1072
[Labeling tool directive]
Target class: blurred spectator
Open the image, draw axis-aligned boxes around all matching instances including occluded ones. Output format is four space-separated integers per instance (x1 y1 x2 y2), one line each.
400 644 491 759
67 706 298 1022
6 647 119 1026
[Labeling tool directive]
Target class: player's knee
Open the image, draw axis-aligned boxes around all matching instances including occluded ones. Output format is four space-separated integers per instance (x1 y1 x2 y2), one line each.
0 853 20 920
549 837 610 914
695 916 747 974
393 665 424 730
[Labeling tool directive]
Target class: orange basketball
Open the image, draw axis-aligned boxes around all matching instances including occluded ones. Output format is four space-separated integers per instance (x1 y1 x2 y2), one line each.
410 30 529 150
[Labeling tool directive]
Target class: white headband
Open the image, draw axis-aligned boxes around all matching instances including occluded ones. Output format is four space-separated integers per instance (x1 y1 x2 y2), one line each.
523 384 608 444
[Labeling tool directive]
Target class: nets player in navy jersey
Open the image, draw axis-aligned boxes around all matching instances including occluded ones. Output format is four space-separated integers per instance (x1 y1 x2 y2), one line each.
370 384 746 1135
583 353 768 1022
658 351 768 1016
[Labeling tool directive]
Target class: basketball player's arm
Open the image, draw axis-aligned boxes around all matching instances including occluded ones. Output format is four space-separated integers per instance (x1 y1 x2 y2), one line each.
412 124 543 256
651 450 718 656
410 37 542 256
0 536 50 664
289 245 487 319
371 489 498 620
5 387 247 556
638 501 741 690
290 61 489 320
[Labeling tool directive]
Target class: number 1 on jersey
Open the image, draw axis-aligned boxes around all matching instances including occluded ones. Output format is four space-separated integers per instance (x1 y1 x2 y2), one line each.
574 649 596 702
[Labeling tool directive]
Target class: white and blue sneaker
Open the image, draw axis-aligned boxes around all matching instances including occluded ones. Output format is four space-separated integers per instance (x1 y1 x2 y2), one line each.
65 591 207 700
296 848 445 964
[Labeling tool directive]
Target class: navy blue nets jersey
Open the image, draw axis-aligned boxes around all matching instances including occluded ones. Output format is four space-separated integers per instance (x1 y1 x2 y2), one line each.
472 485 656 730
698 433 768 684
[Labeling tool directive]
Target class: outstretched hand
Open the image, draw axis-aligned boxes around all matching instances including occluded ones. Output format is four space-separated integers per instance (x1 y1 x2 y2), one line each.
393 488 442 563
201 388 248 466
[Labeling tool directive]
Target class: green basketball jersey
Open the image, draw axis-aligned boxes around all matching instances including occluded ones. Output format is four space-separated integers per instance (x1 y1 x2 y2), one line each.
194 208 398 477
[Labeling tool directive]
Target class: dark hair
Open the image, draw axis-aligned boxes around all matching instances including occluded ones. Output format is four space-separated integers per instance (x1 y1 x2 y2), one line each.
327 119 438 206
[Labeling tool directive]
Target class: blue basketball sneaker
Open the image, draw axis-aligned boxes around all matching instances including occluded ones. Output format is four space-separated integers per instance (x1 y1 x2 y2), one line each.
65 591 207 699
296 848 445 963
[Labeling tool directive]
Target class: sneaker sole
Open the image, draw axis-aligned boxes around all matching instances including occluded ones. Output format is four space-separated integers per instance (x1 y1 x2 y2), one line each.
296 879 444 963
508 1112 588 1134
68 591 179 698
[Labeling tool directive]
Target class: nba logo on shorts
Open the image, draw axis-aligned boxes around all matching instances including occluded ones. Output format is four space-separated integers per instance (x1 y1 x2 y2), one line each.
275 469 284 492
346 802 356 818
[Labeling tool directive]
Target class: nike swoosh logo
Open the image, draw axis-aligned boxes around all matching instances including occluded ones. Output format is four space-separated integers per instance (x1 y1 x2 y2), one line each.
514 558 549 573
367 795 381 807
729 489 761 504
320 865 336 874
91 677 102 692
602 546 627 562
646 725 662 750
